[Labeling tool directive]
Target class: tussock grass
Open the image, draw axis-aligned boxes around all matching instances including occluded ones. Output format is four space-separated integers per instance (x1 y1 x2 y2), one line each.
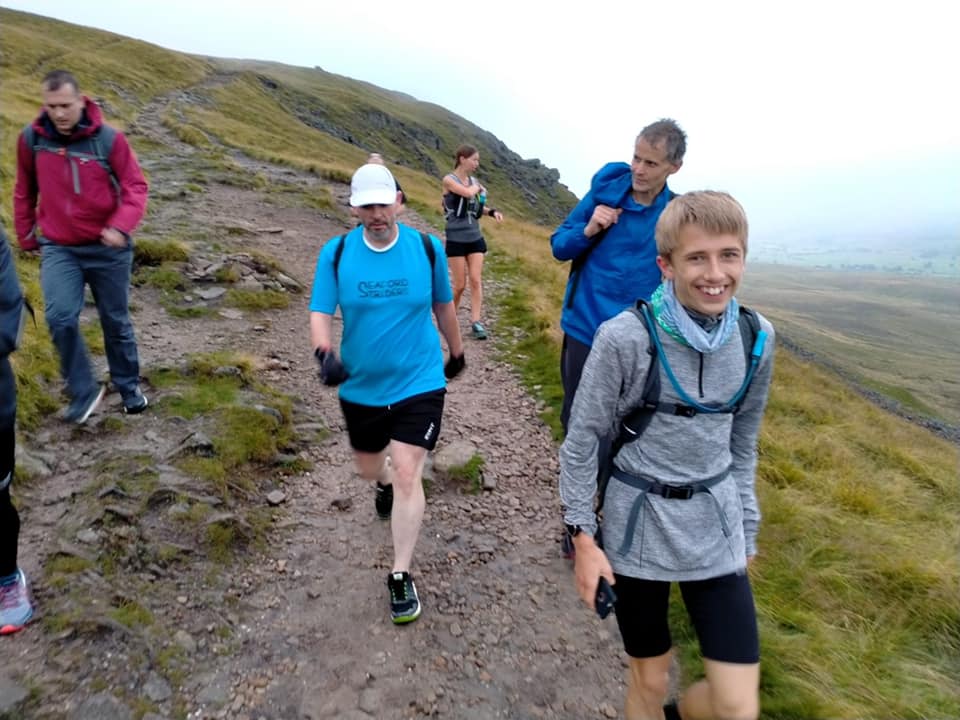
134 238 189 266
447 454 486 494
225 288 290 310
137 266 186 292
109 600 154 629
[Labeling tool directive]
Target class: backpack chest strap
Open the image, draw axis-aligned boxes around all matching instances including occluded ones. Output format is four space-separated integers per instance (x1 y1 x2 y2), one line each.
610 466 730 556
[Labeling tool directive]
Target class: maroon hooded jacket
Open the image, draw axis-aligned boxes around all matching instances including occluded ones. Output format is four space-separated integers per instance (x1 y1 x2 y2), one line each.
13 97 148 251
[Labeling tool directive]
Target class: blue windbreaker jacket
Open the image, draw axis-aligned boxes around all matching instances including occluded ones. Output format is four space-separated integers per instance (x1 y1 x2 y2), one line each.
551 162 674 346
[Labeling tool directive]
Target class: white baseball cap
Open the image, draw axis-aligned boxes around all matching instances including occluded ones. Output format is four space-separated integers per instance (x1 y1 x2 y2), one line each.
350 163 398 207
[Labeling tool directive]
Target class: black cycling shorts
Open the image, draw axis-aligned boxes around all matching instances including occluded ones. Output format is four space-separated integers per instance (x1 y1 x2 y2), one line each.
340 389 445 453
612 571 760 664
445 238 487 257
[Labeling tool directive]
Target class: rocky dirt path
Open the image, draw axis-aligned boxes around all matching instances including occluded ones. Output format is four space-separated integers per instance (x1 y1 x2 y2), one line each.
1 82 629 720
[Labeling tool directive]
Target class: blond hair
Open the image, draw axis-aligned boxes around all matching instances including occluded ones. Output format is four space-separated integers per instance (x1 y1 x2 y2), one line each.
655 191 749 257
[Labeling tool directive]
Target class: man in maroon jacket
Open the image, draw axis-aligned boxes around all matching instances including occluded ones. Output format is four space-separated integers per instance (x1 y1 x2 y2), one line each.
14 70 149 423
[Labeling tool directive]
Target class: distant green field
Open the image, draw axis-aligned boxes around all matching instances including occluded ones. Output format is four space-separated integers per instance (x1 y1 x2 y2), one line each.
750 246 959 277
740 264 960 427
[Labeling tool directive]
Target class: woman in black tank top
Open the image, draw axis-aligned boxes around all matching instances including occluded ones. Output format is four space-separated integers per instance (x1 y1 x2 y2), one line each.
441 144 503 340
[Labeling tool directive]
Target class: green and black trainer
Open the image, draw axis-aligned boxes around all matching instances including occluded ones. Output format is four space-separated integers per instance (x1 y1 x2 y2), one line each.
387 571 421 624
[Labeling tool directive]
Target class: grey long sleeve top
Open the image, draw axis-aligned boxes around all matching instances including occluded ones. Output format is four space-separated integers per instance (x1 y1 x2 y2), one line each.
559 307 776 581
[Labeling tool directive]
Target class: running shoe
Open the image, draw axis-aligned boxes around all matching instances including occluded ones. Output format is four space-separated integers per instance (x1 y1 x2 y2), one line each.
375 482 393 520
123 386 149 415
0 568 34 635
471 321 487 340
387 571 421 624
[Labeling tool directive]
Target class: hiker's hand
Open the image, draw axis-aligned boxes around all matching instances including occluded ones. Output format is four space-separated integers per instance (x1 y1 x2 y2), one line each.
444 353 465 380
573 536 614 610
315 348 348 386
585 205 621 237
101 227 127 248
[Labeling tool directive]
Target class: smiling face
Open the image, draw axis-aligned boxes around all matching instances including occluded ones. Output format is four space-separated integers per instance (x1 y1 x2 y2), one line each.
42 82 84 136
656 225 745 316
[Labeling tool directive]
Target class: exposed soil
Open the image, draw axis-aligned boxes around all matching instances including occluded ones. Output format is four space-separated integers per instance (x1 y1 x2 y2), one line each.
1 82 632 720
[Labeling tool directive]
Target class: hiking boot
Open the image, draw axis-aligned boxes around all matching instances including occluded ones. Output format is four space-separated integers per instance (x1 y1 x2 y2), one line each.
471 321 487 340
123 386 149 415
0 568 35 635
65 383 106 425
387 571 421 624
375 482 393 520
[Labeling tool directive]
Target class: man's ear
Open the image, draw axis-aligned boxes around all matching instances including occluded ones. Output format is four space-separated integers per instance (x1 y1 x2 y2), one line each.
668 160 682 176
656 254 674 279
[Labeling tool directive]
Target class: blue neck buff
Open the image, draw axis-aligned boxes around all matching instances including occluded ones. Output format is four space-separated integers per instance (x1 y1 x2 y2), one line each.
650 281 739 353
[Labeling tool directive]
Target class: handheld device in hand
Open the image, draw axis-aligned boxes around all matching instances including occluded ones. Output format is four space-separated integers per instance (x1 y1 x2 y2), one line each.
595 577 617 619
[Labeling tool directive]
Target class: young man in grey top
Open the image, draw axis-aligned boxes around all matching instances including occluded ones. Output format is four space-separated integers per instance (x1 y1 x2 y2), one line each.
559 191 776 720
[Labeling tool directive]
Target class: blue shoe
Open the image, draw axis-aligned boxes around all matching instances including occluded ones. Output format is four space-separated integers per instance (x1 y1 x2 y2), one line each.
471 321 487 340
122 387 149 415
65 384 106 425
0 569 35 635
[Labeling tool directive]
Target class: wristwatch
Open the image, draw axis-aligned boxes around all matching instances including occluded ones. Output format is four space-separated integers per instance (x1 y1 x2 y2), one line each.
565 523 587 538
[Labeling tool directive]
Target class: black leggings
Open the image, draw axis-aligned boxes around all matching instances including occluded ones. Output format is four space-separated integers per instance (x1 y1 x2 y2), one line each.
1 354 19 577
559 333 593 433
0 424 18 578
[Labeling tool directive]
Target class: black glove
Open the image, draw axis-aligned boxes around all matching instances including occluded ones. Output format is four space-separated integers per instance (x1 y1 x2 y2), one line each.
444 353 466 380
314 348 348 386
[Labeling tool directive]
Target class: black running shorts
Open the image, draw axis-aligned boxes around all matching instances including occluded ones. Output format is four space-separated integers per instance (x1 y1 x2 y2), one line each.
612 571 760 663
340 389 445 453
444 238 487 258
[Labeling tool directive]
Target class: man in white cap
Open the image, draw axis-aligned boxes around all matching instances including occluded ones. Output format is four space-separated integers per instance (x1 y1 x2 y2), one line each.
309 163 465 624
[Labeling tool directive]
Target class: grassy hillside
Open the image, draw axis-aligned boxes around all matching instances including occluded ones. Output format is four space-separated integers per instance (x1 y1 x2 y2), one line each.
1 8 957 718
741 264 960 428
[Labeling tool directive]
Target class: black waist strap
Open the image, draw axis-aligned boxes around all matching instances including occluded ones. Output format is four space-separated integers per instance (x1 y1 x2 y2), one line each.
610 466 730 556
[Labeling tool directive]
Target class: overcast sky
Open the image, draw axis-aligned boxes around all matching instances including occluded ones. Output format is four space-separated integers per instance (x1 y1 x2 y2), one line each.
3 0 957 245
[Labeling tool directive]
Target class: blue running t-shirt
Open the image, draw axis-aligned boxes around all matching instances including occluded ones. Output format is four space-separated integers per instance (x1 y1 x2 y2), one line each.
310 224 453 406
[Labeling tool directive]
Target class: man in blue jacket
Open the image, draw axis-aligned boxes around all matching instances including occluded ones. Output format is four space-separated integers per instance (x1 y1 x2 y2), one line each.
551 119 686 432
552 118 686 559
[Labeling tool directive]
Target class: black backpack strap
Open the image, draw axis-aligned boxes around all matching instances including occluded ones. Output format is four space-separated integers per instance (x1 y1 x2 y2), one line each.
332 234 347 284
335 231 435 287
737 306 760 360
90 125 120 194
419 231 436 269
565 227 607 309
733 305 761 409
596 299 661 514
22 123 36 152
24 123 120 194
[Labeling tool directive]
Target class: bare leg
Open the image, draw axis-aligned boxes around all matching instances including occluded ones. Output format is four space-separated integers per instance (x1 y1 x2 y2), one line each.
352 447 392 486
386 439 427 572
464 252 485 323
447 256 467 312
679 659 759 720
625 651 673 720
